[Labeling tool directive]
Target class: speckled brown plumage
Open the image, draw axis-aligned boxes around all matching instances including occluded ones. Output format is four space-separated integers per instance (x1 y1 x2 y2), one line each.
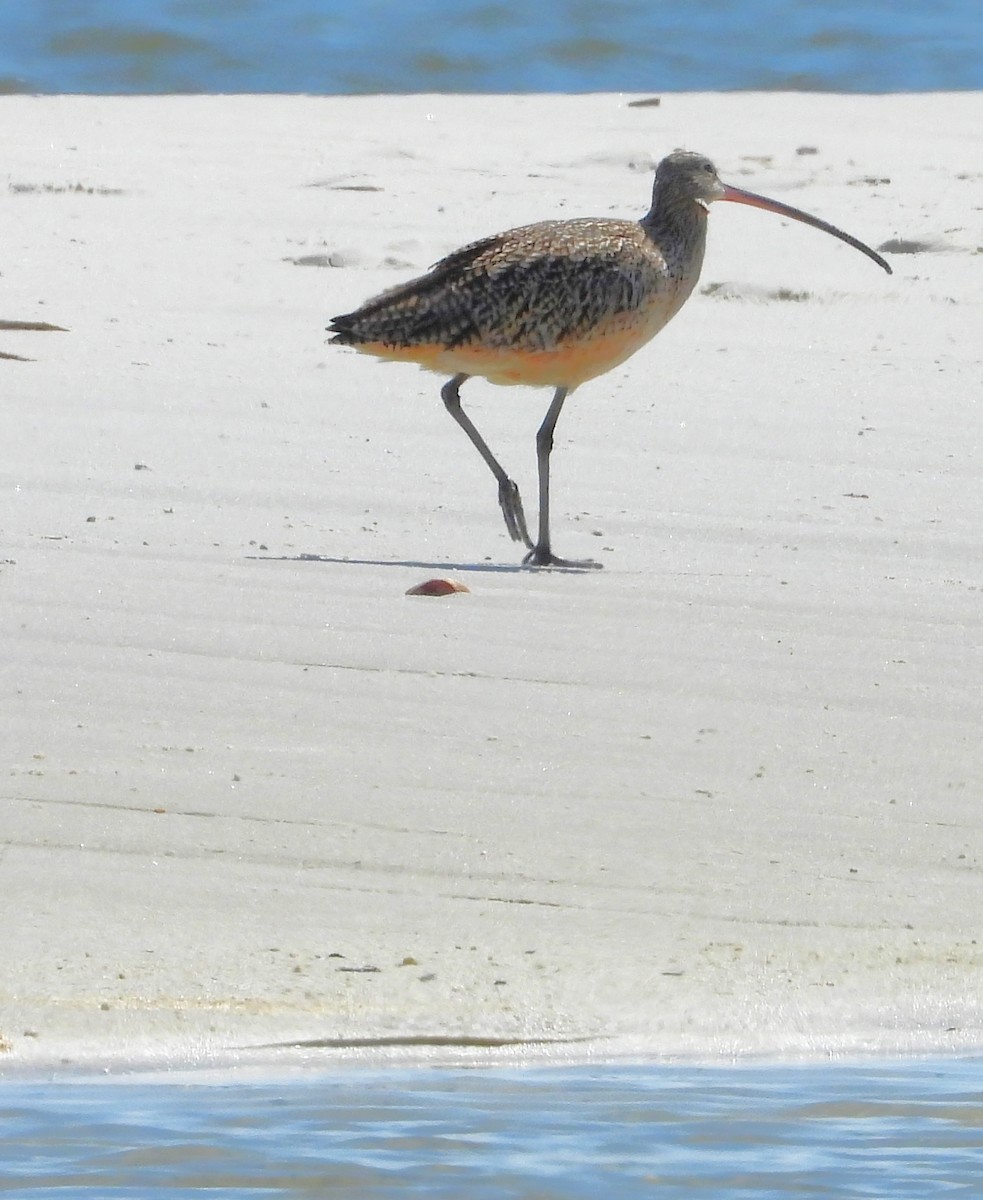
337 220 677 347
328 150 890 568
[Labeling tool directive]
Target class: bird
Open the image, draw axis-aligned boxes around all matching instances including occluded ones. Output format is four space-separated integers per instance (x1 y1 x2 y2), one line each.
328 151 891 569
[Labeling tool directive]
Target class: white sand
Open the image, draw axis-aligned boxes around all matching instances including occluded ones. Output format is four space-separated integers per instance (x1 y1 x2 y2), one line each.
1 93 981 1074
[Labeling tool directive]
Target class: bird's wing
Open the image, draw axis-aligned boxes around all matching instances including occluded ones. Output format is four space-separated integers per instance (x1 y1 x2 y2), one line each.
331 221 661 352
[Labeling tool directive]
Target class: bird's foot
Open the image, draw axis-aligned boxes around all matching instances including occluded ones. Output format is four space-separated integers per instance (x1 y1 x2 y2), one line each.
522 545 603 570
499 479 533 548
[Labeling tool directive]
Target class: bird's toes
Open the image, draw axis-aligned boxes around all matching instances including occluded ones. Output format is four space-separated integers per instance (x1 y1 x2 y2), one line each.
498 480 533 547
522 547 603 571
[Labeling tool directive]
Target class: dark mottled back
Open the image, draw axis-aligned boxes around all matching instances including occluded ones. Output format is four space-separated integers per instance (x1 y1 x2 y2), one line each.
330 217 689 354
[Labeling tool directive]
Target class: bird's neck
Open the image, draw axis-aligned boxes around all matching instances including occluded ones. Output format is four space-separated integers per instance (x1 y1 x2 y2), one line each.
641 191 707 241
640 195 709 274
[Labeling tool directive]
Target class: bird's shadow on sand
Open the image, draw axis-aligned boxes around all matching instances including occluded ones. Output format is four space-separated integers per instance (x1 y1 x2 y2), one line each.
246 553 598 575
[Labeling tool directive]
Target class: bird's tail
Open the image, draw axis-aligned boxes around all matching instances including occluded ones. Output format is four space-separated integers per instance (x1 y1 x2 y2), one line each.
326 313 360 345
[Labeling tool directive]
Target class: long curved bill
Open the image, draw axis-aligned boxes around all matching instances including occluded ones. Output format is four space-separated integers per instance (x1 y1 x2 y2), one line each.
719 182 892 274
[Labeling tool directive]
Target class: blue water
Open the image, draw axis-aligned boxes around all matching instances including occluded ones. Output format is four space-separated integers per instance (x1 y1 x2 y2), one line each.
0 0 980 94
2 1060 982 1197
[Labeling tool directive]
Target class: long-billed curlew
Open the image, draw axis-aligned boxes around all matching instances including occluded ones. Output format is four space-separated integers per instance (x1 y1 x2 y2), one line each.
329 151 891 569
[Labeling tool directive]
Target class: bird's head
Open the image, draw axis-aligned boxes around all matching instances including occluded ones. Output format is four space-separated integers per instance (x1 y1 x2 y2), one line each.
653 151 726 214
650 149 892 273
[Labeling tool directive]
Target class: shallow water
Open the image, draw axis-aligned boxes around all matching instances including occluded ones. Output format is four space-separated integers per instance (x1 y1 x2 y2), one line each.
2 1059 982 1196
1 0 980 95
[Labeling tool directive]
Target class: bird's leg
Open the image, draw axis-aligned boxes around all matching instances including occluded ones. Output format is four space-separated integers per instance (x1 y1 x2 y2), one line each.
441 373 532 548
524 387 602 570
